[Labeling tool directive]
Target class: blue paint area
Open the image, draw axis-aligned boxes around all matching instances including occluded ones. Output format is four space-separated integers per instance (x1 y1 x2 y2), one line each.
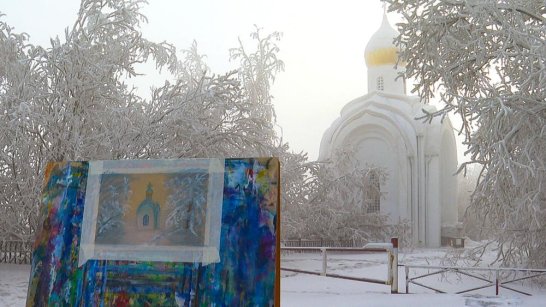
27 162 89 306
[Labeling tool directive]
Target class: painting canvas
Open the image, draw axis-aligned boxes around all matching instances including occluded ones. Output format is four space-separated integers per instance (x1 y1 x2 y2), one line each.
94 173 212 246
79 159 224 265
26 158 280 306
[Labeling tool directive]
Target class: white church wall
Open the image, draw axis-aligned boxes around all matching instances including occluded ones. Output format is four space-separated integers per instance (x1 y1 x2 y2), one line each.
425 154 442 247
440 125 459 226
337 98 418 155
347 120 413 224
354 135 399 220
367 65 406 95
320 98 420 226
408 155 419 244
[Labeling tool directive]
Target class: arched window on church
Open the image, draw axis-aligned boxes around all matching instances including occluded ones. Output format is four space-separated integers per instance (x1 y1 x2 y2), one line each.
143 214 149 226
377 76 384 91
366 171 381 213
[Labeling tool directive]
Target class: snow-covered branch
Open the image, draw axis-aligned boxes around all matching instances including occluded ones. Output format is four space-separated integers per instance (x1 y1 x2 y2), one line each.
386 0 546 266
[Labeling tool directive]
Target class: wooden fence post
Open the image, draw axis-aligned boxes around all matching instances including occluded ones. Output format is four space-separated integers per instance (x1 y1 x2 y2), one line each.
321 248 327 276
405 266 410 294
391 237 399 294
496 270 500 295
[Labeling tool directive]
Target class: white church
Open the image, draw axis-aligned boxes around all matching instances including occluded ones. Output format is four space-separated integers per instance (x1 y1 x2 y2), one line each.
319 14 460 247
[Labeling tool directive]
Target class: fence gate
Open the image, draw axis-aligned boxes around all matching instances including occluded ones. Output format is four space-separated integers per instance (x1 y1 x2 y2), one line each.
405 265 546 296
281 238 399 293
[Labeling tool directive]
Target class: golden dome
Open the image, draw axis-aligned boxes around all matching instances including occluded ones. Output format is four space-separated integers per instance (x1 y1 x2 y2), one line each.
364 13 404 67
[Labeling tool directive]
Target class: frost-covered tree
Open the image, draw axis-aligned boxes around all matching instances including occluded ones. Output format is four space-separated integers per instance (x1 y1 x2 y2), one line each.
283 145 401 244
230 28 284 144
0 0 176 242
136 26 286 160
457 164 482 239
96 175 131 239
0 0 307 242
165 173 208 237
0 16 48 241
386 0 546 265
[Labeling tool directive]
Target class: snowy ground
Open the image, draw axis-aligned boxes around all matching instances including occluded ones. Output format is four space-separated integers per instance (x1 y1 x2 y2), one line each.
0 263 30 306
2 247 546 306
281 247 546 306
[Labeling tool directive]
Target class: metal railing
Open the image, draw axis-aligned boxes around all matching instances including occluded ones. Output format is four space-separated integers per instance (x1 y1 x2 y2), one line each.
282 238 399 293
0 240 33 264
405 265 546 296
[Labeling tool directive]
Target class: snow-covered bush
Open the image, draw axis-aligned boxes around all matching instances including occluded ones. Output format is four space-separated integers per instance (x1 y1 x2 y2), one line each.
283 145 409 245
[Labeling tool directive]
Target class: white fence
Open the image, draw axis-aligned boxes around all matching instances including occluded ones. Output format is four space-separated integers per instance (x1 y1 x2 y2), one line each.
0 241 33 264
281 238 399 293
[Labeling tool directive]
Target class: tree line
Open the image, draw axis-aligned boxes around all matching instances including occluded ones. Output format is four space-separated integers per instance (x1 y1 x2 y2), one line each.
0 0 391 246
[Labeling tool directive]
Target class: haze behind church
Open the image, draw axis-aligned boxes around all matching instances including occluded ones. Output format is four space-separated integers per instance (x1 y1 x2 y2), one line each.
2 0 464 161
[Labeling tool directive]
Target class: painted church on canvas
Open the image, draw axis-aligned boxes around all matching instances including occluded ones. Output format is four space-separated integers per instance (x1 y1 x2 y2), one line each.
319 13 460 247
136 183 161 230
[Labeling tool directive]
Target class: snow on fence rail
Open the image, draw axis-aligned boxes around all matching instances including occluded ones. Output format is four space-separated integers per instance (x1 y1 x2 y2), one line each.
282 239 366 248
405 265 546 296
281 238 399 293
0 241 32 264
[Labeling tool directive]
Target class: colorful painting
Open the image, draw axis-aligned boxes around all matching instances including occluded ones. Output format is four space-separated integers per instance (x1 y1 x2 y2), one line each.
79 159 224 265
26 158 280 307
